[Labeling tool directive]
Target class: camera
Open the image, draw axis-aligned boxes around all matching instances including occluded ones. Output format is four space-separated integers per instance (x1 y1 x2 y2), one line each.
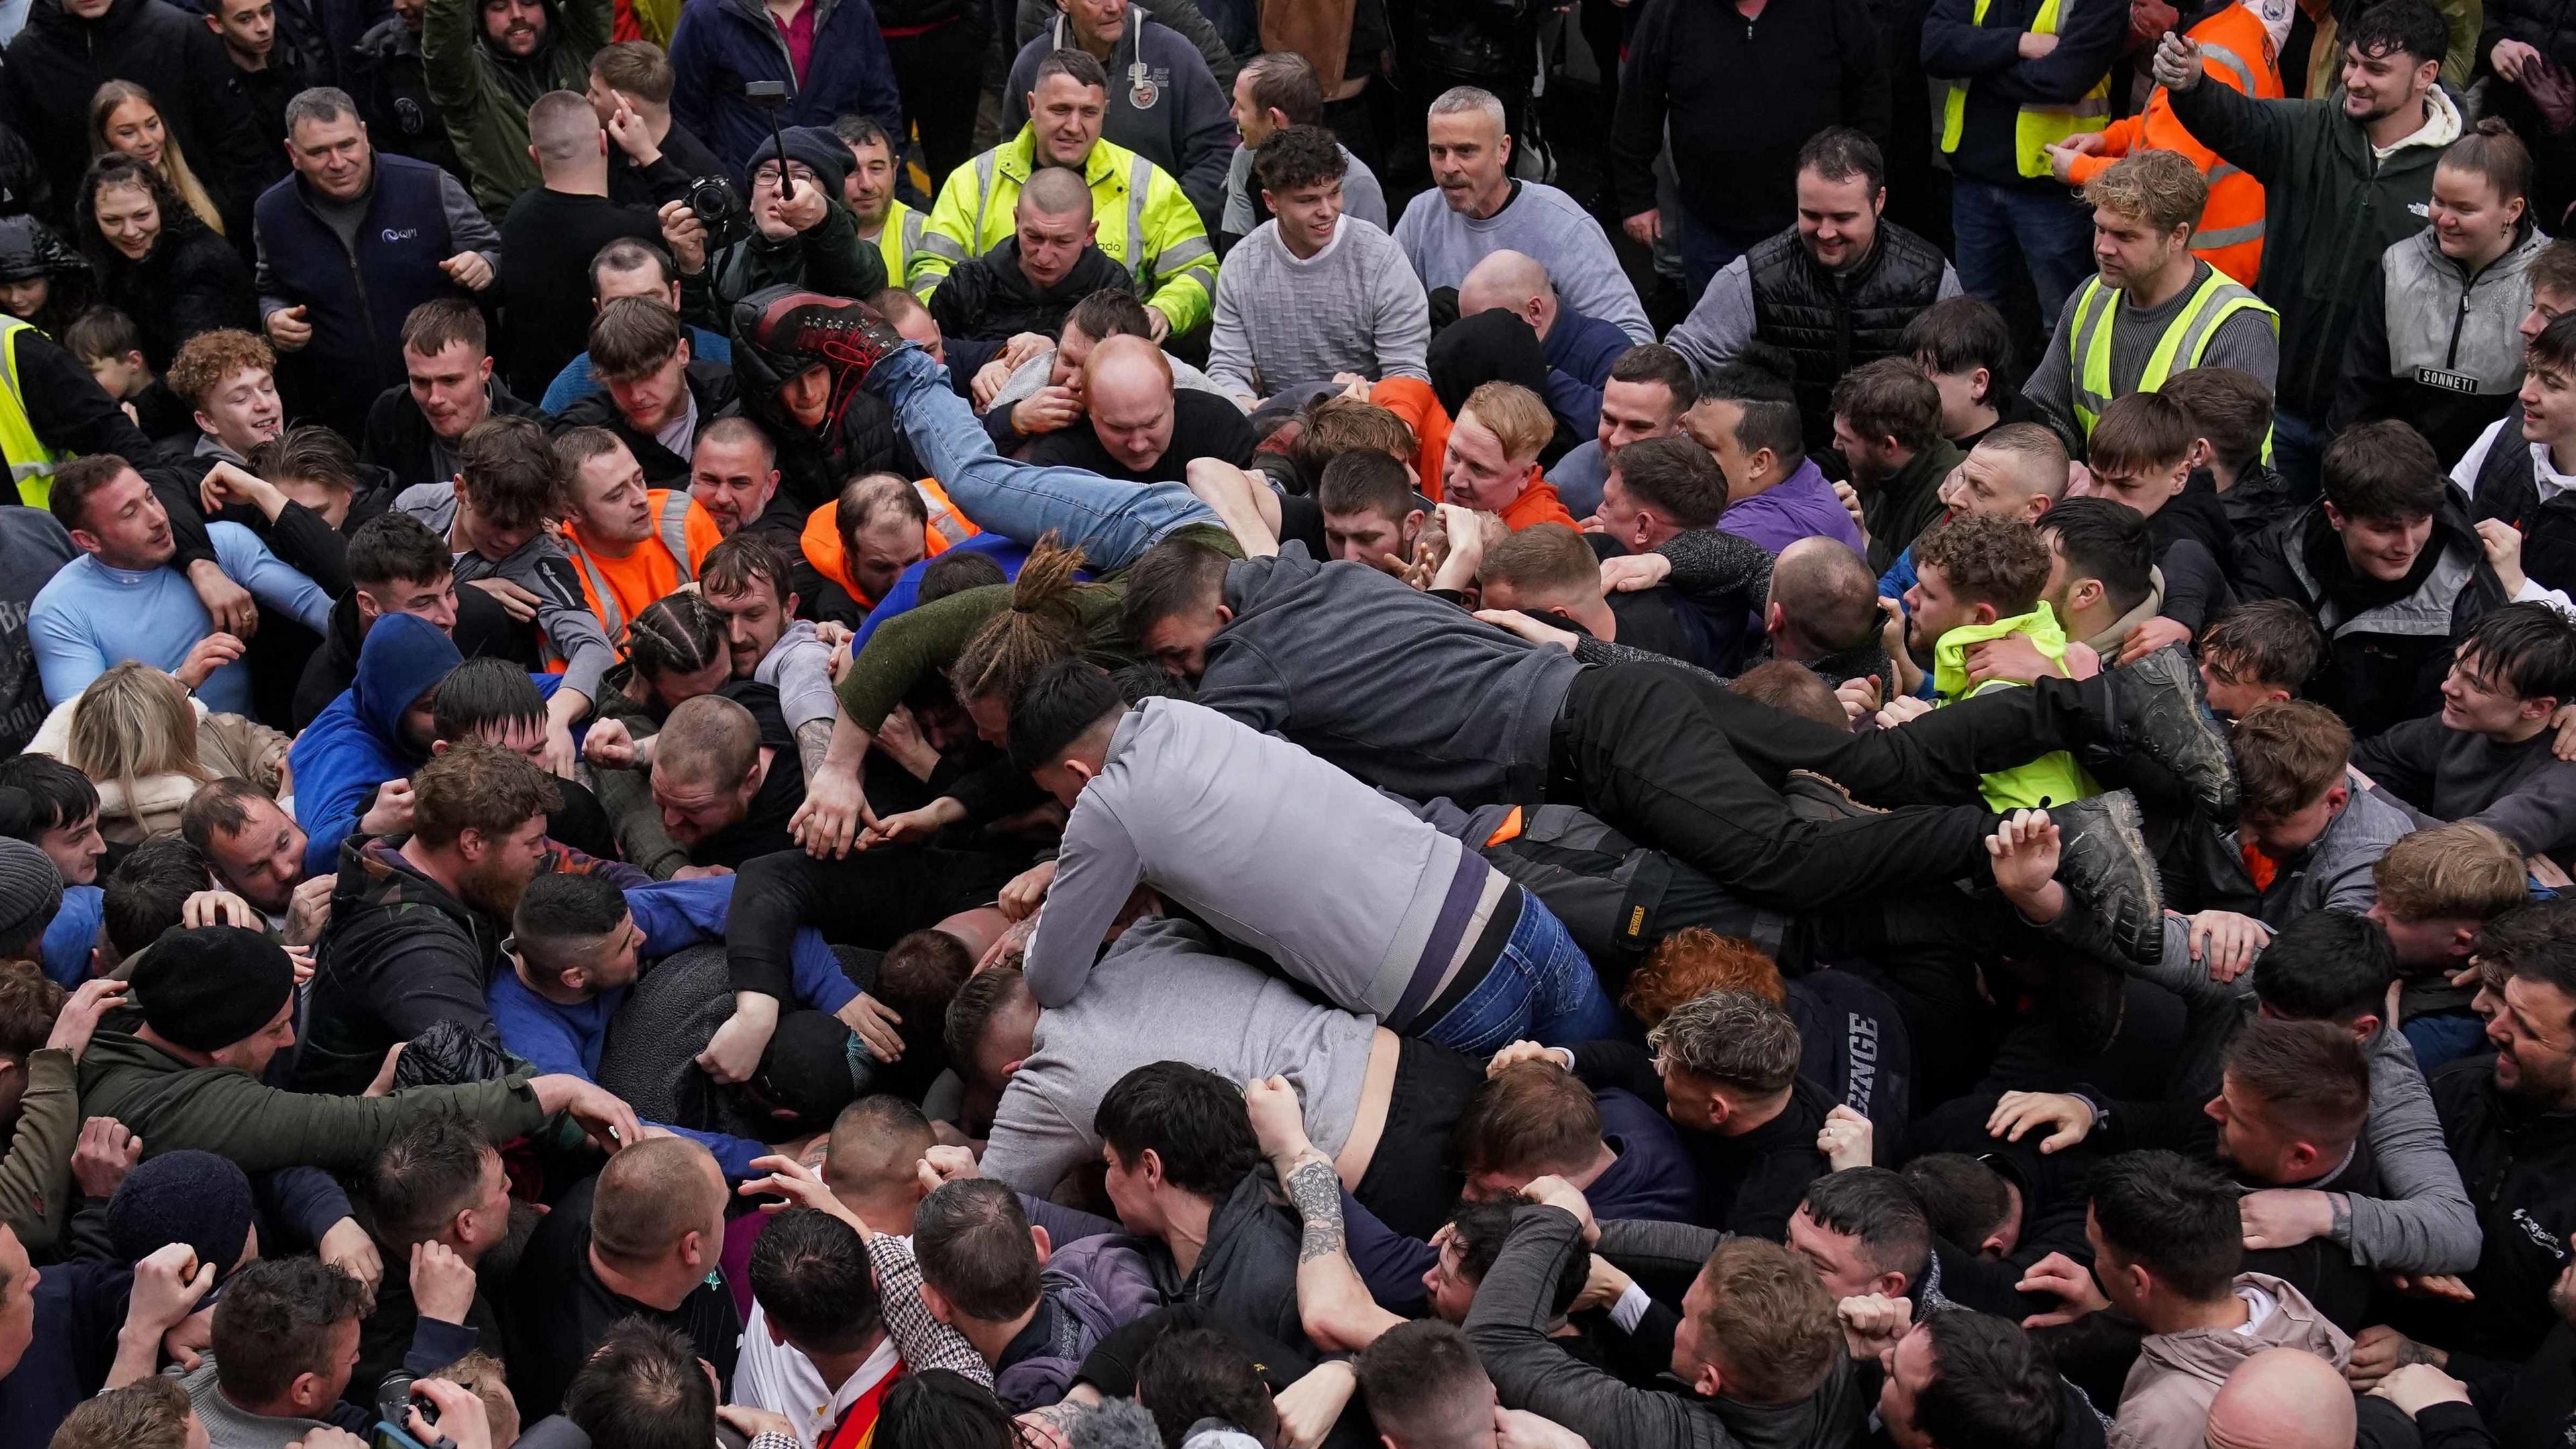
373 1372 455 1449
685 174 752 251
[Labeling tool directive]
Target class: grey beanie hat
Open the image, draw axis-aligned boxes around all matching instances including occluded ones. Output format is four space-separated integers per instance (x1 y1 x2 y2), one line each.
0 836 64 953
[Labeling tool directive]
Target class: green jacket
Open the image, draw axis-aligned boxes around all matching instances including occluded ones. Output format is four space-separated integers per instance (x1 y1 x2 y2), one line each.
75 1028 549 1175
1931 604 2100 811
424 0 612 217
0 1049 76 1256
916 128 1218 333
2164 80 2461 421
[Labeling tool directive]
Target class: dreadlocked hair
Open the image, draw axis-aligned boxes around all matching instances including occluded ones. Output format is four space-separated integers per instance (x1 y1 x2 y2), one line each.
949 533 1093 708
624 591 727 682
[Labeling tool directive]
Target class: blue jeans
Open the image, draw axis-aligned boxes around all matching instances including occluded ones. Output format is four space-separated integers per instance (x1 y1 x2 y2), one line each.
1419 898 1623 1058
1678 213 1760 306
1951 180 2095 328
868 345 1218 572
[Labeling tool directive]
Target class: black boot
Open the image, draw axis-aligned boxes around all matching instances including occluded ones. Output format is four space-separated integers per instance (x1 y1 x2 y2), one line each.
2047 790 2164 965
2102 647 2237 821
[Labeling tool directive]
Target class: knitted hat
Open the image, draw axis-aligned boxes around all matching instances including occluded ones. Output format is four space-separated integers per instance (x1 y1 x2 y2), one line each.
747 125 851 197
0 836 63 953
106 1149 256 1282
130 926 294 1053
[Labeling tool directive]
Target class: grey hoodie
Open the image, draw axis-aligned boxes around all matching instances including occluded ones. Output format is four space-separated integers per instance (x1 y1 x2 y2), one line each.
1025 697 1511 1030
2112 1275 2351 1449
1195 547 1584 808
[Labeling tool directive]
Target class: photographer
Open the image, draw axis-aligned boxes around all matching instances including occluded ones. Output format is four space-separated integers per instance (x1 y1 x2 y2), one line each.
657 125 886 335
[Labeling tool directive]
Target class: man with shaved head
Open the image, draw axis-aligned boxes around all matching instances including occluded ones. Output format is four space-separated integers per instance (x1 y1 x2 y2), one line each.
2202 1348 2359 1449
1458 249 1633 441
928 167 1130 348
1026 332 1256 482
649 692 805 869
507 1135 742 1417
1765 537 1894 686
1880 422 2068 599
1205 125 1430 409
499 91 667 398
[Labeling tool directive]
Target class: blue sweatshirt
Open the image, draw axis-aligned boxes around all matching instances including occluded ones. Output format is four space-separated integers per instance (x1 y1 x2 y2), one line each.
27 521 330 716
288 614 460 878
486 875 857 1180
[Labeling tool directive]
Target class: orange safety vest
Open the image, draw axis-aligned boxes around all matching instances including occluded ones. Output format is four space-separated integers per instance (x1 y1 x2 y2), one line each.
558 489 724 647
2061 1 2281 286
798 478 981 608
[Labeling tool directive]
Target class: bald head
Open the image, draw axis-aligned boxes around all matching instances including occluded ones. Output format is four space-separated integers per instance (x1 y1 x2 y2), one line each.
655 693 758 788
1019 165 1094 223
590 1138 725 1269
2204 1349 2357 1449
1768 537 1881 657
1458 250 1557 336
529 89 604 169
823 1096 936 1230
1083 333 1173 404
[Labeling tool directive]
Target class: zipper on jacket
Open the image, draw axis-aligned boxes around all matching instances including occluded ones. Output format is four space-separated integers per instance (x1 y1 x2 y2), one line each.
2443 246 2514 370
303 189 381 388
731 0 804 100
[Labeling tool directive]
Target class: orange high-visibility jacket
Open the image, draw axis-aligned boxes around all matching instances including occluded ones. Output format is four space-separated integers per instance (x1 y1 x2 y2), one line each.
2065 1 2282 286
798 478 981 608
559 489 724 648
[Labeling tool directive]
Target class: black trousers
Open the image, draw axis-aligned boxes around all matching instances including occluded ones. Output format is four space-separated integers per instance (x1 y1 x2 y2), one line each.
887 13 991 188
1545 662 2106 910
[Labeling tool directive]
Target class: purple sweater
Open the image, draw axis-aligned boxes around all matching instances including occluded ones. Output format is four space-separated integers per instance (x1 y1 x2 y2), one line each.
1717 458 1867 557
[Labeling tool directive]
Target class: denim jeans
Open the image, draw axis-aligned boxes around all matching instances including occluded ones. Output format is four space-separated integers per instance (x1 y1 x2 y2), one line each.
867 345 1218 572
2269 408 2328 505
1951 179 2095 327
1421 897 1625 1057
1678 213 1761 306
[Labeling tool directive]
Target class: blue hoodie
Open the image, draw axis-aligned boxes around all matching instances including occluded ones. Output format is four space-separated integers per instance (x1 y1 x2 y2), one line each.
486 875 857 1179
288 613 461 879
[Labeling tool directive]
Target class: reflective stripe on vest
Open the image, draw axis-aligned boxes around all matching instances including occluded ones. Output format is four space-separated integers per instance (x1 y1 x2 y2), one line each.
1939 0 2112 178
0 319 62 508
2063 268 2277 433
912 478 973 549
1125 155 1152 282
570 491 698 645
968 151 1002 248
2196 39 2260 96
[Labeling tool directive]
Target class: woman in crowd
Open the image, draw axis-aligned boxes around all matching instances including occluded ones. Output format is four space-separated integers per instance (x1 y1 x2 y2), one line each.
29 663 288 845
74 154 256 372
88 82 231 242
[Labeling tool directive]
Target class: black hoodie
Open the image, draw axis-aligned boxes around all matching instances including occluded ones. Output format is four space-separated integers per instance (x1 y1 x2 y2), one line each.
928 238 1135 345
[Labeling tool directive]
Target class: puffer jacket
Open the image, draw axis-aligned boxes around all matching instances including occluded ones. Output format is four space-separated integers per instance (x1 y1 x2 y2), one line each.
2334 218 2548 462
423 0 612 216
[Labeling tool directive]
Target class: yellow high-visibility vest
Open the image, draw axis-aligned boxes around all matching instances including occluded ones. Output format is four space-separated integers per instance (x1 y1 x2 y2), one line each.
2063 266 2277 436
0 318 64 510
1939 0 2112 178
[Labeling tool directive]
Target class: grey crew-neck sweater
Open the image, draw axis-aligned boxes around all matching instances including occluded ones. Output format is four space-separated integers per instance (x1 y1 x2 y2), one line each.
1204 215 1429 403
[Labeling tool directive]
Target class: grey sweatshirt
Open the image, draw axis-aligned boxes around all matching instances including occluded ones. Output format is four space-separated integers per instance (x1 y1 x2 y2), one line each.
1195 547 1584 808
2023 260 2280 425
2353 714 2576 856
1025 698 1511 1029
395 482 616 702
1391 182 1654 345
2105 908 2482 1273
981 914 1378 1196
1205 217 1430 403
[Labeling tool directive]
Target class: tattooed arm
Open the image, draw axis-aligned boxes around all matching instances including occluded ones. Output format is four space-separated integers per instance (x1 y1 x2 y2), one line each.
796 718 834 784
1245 1075 1407 1352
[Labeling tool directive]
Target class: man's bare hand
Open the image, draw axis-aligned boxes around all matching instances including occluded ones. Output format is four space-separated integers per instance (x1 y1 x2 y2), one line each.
2116 614 2197 665
1838 1291 1913 1358
1623 209 1660 246
359 777 416 837
320 1217 384 1313
439 251 494 290
2017 1251 2109 1326
410 1239 478 1325
999 860 1056 920
1520 1175 1599 1244
199 460 285 519
46 979 129 1061
2017 29 2059 56
1244 1074 1315 1165
836 991 905 1063
70 1116 141 1198
2186 909 2271 983
174 631 246 689
584 716 639 769
1964 632 2066 686
604 90 661 164
2477 517 2532 598
791 765 872 857
1987 1090 2096 1153
657 199 709 274
180 889 262 930
1817 1104 1874 1171
467 576 542 623
1477 608 1580 653
1599 552 1671 594
284 874 335 948
264 305 313 350
695 999 780 1084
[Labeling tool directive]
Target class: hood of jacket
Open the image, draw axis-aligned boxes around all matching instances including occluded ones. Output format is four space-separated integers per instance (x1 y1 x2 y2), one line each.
2130 1275 2351 1387
352 611 462 755
990 1263 1131 1407
2076 567 2169 657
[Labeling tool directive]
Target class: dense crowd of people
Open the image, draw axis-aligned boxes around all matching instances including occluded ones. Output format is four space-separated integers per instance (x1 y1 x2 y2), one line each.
0 0 2573 1446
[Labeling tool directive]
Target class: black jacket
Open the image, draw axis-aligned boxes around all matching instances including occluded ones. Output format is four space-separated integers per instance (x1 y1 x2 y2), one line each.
2463 405 2576 596
2239 496 2504 737
301 835 515 1095
351 15 466 180
361 376 544 492
292 583 533 731
496 186 663 394
1568 1038 1832 1239
733 371 906 511
2422 1053 2576 1366
0 0 266 207
1611 0 1888 233
0 121 49 224
928 239 1134 343
89 221 258 372
554 359 739 486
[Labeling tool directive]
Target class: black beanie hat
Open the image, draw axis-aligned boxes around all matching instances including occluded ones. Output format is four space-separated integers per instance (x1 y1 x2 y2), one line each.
107 1149 256 1282
747 125 851 198
131 926 294 1053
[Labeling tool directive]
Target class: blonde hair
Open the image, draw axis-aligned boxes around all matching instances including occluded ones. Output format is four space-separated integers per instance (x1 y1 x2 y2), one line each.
2080 148 2206 237
89 81 225 237
1459 381 1554 464
2374 821 2529 923
66 663 207 833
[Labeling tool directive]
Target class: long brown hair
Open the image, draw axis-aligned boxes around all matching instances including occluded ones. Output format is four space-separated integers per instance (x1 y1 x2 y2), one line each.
87 82 225 237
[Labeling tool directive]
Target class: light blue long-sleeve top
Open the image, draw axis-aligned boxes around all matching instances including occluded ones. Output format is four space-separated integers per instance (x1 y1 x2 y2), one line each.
485 875 855 1181
27 521 331 716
